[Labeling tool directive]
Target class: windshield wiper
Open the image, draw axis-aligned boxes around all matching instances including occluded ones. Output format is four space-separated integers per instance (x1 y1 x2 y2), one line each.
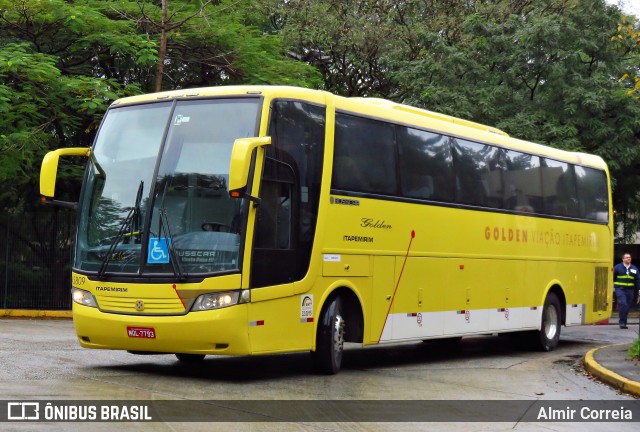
157 182 186 281
129 179 144 244
97 181 143 279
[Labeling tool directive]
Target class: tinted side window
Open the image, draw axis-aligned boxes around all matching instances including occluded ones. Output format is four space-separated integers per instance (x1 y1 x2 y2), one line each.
332 114 397 195
541 159 578 217
255 158 295 250
576 166 609 222
268 101 325 246
453 139 501 207
504 151 542 213
397 127 454 202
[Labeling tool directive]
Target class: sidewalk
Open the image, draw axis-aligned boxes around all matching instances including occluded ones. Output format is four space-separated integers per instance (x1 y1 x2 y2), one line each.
0 309 71 318
583 311 640 397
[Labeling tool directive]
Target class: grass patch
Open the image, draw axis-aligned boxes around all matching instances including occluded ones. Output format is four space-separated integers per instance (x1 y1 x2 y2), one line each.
629 339 640 361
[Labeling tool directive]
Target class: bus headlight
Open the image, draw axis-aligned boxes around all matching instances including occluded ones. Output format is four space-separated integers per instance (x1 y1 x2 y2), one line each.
191 289 250 311
71 287 98 308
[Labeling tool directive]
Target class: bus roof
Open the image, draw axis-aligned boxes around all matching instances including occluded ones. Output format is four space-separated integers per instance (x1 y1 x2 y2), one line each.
110 85 608 172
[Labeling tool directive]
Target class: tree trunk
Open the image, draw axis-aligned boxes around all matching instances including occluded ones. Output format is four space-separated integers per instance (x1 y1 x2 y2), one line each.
154 0 169 92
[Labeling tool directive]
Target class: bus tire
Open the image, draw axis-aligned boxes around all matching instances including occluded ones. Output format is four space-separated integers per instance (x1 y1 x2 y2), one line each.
533 292 561 351
312 296 345 374
175 353 205 363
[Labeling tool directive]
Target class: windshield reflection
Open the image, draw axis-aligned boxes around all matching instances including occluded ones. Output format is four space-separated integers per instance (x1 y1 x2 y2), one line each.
75 98 260 278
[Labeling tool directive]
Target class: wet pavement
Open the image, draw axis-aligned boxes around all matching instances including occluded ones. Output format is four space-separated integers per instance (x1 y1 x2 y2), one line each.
0 314 638 431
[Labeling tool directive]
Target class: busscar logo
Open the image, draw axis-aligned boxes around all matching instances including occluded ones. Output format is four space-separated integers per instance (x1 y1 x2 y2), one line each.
8 402 40 420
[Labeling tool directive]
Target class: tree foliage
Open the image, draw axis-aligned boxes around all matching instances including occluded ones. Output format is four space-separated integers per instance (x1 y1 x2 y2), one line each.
399 0 640 241
1 0 640 242
0 0 320 210
268 0 640 242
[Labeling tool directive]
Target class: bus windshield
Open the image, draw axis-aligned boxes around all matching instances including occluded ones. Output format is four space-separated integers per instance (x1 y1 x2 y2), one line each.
75 98 261 277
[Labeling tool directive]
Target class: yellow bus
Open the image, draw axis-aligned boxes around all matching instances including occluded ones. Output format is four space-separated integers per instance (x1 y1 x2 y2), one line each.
40 86 612 373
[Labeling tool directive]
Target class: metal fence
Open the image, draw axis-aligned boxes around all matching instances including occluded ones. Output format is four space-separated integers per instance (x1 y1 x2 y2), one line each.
0 208 75 310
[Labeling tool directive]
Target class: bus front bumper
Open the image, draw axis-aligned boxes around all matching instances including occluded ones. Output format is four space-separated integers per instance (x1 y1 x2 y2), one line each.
72 303 250 355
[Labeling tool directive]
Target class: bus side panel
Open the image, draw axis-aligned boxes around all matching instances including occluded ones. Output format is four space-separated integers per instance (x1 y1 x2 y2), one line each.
522 260 544 328
378 257 449 342
562 261 609 326
247 291 314 354
377 256 549 341
563 261 586 325
484 259 524 331
370 256 395 343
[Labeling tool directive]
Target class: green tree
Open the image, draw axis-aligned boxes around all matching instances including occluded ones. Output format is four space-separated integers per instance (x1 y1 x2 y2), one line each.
105 0 321 91
397 0 640 241
0 42 131 208
272 0 640 242
0 0 323 309
264 0 567 97
0 0 320 210
264 0 418 96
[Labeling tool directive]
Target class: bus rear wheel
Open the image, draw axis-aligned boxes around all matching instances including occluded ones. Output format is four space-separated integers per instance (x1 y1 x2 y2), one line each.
312 297 345 374
532 292 561 351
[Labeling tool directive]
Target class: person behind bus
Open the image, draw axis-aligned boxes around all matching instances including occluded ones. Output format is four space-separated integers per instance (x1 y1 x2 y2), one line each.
613 252 640 329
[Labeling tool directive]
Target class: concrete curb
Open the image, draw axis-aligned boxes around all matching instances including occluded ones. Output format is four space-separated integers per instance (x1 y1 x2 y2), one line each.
0 309 72 319
584 344 640 397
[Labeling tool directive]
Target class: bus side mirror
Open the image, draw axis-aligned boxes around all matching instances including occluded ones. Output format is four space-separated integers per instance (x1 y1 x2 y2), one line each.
40 147 90 209
228 136 271 203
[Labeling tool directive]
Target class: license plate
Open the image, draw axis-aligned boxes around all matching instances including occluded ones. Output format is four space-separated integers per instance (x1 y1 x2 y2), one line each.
127 326 156 339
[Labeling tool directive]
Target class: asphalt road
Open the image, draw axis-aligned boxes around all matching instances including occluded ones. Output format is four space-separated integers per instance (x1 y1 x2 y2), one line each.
0 318 637 431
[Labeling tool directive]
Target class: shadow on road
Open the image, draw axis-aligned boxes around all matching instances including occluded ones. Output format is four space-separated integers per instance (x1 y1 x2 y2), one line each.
90 333 593 383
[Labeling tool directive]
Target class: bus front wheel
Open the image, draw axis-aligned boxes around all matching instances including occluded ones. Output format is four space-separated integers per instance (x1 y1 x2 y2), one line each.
532 292 561 351
312 296 345 374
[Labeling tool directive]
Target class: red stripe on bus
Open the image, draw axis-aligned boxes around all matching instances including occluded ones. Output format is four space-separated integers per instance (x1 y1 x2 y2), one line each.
378 230 415 342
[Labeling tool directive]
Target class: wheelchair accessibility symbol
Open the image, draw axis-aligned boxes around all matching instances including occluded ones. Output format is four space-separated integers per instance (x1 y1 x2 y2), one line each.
148 237 170 264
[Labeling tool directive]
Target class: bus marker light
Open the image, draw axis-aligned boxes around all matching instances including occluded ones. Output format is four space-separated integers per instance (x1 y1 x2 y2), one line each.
459 264 465 270
249 320 265 326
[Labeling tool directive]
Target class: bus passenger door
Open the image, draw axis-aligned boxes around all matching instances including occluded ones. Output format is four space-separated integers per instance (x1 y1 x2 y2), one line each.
248 157 317 353
250 156 298 287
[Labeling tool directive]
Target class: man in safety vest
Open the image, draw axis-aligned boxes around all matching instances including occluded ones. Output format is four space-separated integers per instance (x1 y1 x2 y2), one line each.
613 253 640 329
